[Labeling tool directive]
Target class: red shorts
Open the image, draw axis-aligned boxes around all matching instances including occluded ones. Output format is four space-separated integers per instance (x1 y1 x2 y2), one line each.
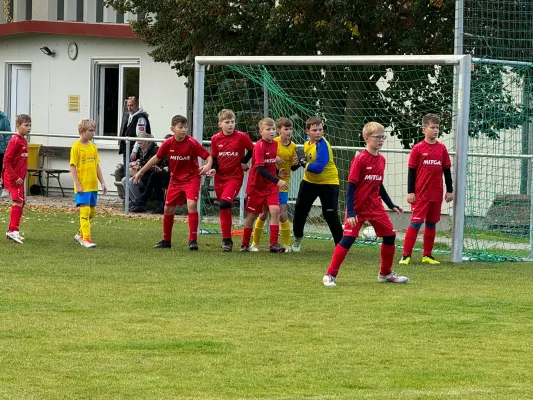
410 200 442 224
343 212 396 238
165 179 200 207
215 178 243 203
245 191 279 214
4 182 25 203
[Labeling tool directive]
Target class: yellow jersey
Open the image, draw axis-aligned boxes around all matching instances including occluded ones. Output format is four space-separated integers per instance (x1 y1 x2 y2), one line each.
303 137 339 185
274 136 298 193
70 140 100 193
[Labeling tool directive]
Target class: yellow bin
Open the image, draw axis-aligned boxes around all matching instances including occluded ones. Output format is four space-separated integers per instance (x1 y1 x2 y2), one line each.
27 143 41 190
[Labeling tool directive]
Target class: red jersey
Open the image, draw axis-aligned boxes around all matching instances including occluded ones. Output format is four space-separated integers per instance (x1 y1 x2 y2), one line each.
156 135 210 184
408 140 452 202
211 130 254 181
2 134 28 185
348 150 387 218
246 138 278 195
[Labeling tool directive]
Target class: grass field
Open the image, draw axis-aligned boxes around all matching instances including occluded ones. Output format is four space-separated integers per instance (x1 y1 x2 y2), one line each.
1 207 533 399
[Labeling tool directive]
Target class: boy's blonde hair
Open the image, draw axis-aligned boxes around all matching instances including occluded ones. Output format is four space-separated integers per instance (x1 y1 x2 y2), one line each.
218 109 235 122
78 118 96 133
276 117 293 129
258 117 275 130
362 122 385 138
16 114 31 126
305 116 323 130
422 113 440 127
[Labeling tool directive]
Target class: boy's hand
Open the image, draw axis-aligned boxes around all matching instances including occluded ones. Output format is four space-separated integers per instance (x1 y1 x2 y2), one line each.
406 193 416 204
75 183 83 193
15 178 24 185
277 179 288 191
132 171 143 184
130 152 137 161
392 206 404 214
293 156 299 165
198 164 211 175
102 184 108 194
206 169 216 177
241 163 249 171
275 156 284 165
346 216 357 227
445 192 453 203
278 168 288 179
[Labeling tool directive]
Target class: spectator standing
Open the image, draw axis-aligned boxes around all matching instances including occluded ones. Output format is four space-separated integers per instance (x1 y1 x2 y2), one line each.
0 110 12 196
118 97 151 172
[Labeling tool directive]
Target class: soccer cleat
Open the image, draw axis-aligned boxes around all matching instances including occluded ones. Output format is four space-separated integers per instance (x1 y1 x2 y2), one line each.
249 244 260 252
422 255 440 265
189 240 199 251
378 271 409 283
81 238 97 248
269 243 285 254
399 255 411 265
323 274 337 287
154 240 172 249
6 231 23 244
292 237 303 252
221 238 233 252
74 232 83 245
240 244 250 252
284 245 292 253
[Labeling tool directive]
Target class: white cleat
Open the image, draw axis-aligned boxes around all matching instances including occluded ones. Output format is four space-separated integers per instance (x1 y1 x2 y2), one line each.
284 245 292 253
6 230 23 244
249 244 260 252
378 271 409 283
292 237 302 252
74 232 83 245
81 238 97 248
322 274 337 287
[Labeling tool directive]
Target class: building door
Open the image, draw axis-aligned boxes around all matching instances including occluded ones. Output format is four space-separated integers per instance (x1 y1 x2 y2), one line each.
8 64 32 131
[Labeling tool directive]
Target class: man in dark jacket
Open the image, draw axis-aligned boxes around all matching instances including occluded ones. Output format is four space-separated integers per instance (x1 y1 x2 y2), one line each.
0 111 12 194
119 97 151 172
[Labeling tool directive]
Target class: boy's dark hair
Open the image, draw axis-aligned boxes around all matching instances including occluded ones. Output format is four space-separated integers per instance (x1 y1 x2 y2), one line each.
16 114 31 126
171 115 188 126
422 113 440 127
305 116 323 130
276 117 293 129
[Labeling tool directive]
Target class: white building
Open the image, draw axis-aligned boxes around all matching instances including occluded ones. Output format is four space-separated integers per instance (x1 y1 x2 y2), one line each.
0 0 189 196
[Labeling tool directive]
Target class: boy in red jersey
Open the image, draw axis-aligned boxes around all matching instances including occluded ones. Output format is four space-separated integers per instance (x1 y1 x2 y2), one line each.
399 114 453 265
208 109 254 252
3 114 31 244
133 115 213 250
239 118 288 253
322 122 408 287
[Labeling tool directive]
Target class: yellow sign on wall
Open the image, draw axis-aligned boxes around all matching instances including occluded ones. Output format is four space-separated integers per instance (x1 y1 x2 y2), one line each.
68 95 80 112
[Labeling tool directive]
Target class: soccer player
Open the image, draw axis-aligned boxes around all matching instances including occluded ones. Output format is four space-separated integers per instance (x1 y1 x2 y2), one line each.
3 114 31 244
239 118 288 253
70 119 108 248
291 116 343 252
399 113 453 265
133 115 213 250
322 122 408 287
208 109 254 252
250 117 300 252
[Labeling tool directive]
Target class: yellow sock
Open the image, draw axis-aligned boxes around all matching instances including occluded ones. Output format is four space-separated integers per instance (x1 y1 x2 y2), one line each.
80 206 91 239
89 206 96 219
252 218 266 245
280 220 291 247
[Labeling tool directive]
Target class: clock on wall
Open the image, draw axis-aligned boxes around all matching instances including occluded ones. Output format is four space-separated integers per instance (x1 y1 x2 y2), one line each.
68 42 78 60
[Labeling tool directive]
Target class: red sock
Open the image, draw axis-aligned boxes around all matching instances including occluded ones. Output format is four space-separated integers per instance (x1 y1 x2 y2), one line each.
163 214 174 242
188 212 199 241
379 244 396 276
9 204 23 232
402 226 419 256
269 224 279 246
241 227 253 246
220 208 232 239
326 245 349 277
423 226 436 256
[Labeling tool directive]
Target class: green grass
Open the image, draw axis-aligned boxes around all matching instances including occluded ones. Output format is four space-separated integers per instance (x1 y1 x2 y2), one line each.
1 207 533 399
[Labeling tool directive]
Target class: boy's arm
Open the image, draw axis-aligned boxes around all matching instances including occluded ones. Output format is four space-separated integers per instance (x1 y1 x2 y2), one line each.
199 155 213 175
443 168 453 202
379 183 397 210
133 155 162 184
346 182 356 218
407 168 416 194
258 166 279 184
306 140 329 174
3 140 18 180
241 149 253 164
70 165 83 193
96 164 108 194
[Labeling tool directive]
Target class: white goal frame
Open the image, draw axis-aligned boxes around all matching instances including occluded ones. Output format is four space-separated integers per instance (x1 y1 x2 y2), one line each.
193 55 472 263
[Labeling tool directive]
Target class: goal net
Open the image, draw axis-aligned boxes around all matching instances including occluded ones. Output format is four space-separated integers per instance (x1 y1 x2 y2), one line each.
192 55 533 262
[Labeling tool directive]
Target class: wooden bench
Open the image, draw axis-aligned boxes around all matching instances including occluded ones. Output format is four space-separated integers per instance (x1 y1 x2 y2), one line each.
27 146 71 197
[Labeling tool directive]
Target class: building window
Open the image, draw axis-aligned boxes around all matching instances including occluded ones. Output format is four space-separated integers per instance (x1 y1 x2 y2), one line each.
57 0 64 20
92 60 140 137
25 0 32 20
96 0 103 22
76 0 83 21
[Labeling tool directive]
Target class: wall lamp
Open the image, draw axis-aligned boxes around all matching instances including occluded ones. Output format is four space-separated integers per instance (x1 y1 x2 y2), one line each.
40 46 55 56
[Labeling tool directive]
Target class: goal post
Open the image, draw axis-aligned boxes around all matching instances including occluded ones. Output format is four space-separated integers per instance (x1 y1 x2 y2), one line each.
192 55 474 262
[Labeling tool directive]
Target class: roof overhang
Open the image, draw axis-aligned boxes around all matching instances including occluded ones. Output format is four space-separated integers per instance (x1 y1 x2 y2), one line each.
0 20 137 39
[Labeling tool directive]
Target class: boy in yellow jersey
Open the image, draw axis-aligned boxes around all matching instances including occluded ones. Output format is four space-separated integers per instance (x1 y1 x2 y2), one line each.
250 117 301 252
292 116 343 252
70 119 108 248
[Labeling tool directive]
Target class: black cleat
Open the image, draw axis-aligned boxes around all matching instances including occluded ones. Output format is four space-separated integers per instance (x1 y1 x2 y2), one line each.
222 238 233 252
269 243 286 254
240 244 250 252
154 240 171 248
189 240 199 251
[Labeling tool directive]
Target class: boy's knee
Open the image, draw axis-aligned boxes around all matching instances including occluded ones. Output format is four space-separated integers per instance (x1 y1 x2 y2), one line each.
425 221 437 228
409 222 422 230
339 235 355 249
219 199 232 210
382 235 396 245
